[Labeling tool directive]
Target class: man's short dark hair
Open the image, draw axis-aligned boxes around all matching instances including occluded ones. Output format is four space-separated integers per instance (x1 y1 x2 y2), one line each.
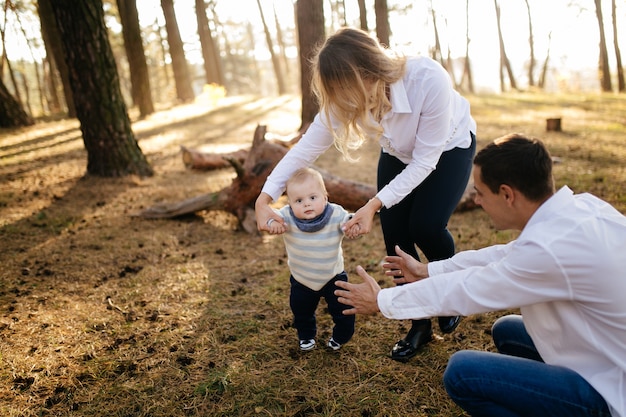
474 133 555 201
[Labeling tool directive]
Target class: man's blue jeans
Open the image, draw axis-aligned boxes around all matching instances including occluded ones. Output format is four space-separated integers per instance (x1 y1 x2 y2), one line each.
443 315 611 416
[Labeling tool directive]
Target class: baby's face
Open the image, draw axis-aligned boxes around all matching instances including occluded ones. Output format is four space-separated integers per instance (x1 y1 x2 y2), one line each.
287 177 327 220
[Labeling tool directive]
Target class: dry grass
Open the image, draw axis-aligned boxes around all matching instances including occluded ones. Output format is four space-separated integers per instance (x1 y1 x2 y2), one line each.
0 92 624 416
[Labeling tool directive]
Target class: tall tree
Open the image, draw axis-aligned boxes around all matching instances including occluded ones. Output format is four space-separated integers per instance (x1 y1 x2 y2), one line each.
611 0 624 92
429 3 444 65
195 0 223 86
152 16 171 96
117 0 154 117
374 0 390 46
0 76 33 127
36 0 63 115
538 31 552 90
42 48 62 114
160 0 195 101
593 0 612 92
37 0 76 117
328 0 346 28
256 0 287 94
246 22 263 91
460 0 474 93
494 0 517 91
429 0 457 88
524 0 536 87
13 4 44 116
428 3 457 87
295 0 325 129
0 4 24 111
48 0 153 177
357 0 368 31
273 2 291 88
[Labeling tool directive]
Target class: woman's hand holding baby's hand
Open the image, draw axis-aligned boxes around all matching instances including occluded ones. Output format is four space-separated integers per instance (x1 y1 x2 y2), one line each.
342 197 382 239
255 193 286 234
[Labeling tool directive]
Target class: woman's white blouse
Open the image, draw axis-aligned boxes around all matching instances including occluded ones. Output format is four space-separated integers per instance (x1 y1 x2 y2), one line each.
262 56 476 208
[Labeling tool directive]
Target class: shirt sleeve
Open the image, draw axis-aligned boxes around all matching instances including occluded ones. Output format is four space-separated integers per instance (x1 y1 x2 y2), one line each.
428 242 514 275
261 114 334 201
379 239 569 320
334 204 352 231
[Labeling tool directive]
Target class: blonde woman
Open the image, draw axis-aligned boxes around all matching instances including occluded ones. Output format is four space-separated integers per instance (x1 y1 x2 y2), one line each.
255 27 476 362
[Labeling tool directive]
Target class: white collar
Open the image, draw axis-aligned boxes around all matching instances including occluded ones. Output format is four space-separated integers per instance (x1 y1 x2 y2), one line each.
387 78 411 115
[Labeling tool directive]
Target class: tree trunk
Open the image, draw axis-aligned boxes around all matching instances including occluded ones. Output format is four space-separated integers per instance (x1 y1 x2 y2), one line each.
256 0 286 95
161 0 195 102
196 0 223 86
0 76 34 127
37 0 76 117
594 0 612 92
18 67 34 117
273 3 292 92
374 0 390 46
245 22 264 92
357 0 368 31
538 32 552 89
37 1 63 115
494 0 517 92
153 16 171 99
117 0 154 118
43 54 62 114
460 0 474 94
429 2 444 65
524 0 536 87
295 0 324 129
48 0 153 177
328 0 346 28
15 12 45 116
428 1 456 89
611 0 624 92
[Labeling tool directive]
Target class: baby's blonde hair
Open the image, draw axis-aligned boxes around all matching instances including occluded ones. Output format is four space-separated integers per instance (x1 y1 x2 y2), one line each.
311 27 406 162
285 167 327 197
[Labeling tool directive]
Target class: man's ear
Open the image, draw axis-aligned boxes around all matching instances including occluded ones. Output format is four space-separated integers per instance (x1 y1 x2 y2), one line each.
499 184 516 205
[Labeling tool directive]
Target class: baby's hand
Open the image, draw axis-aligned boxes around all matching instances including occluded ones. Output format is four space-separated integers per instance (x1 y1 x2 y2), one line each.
342 213 368 239
266 217 287 235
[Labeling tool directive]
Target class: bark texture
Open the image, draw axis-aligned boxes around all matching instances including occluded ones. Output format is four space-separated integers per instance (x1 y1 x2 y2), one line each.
49 0 153 177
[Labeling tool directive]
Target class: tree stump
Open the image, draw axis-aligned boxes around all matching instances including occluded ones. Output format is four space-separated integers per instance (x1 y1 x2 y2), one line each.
546 118 562 132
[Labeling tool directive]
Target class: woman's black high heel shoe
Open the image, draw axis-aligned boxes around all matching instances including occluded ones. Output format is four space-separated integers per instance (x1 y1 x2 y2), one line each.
390 319 432 362
438 316 462 334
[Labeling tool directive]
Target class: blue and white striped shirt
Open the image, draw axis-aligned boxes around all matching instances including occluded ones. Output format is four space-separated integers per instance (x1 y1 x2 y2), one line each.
278 203 351 291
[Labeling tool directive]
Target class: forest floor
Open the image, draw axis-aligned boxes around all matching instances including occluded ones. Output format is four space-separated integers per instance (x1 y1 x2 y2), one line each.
0 92 625 417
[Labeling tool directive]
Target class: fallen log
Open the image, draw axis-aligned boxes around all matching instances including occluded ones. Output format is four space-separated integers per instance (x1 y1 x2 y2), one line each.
181 146 248 170
179 128 305 171
135 125 477 233
136 125 377 233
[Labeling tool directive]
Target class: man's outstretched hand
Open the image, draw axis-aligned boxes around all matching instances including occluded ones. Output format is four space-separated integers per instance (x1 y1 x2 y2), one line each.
334 266 381 315
383 245 429 283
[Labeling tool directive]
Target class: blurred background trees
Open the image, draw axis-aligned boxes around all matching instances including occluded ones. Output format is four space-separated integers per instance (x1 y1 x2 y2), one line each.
0 0 624 172
3 0 625 124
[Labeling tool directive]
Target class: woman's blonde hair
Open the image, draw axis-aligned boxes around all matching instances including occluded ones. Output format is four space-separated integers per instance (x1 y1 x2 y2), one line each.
311 27 406 161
